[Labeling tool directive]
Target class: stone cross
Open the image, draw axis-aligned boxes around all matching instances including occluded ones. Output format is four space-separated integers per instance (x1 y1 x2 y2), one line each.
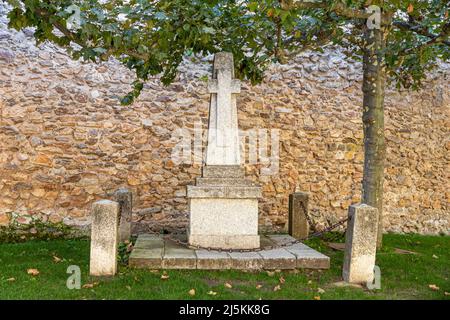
187 52 262 250
206 52 241 165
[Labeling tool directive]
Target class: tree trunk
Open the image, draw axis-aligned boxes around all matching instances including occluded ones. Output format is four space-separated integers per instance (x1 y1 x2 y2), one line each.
361 24 387 248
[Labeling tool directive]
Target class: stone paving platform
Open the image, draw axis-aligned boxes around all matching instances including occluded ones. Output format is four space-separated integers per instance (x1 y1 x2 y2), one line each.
129 234 330 270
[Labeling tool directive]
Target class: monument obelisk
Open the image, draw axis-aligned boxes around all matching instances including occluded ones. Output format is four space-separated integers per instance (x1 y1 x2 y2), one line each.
187 52 261 249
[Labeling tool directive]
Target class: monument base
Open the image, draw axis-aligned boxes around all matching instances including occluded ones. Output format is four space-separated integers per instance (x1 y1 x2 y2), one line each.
188 234 260 250
187 165 262 250
129 234 330 270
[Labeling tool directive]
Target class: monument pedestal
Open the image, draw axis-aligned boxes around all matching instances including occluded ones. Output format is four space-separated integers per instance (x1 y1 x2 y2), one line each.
187 165 261 249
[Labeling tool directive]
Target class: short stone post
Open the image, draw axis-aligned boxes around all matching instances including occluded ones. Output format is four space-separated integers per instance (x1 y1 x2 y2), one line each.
90 200 120 276
288 192 309 240
114 188 132 242
343 204 379 284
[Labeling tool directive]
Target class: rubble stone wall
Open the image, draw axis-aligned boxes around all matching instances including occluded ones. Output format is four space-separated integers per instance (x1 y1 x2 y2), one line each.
0 6 449 234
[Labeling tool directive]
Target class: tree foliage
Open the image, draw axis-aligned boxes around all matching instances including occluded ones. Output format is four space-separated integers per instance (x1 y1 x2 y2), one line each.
6 0 449 104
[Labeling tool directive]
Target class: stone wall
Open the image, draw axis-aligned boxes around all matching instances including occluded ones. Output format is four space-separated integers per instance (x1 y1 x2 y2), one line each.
0 6 449 234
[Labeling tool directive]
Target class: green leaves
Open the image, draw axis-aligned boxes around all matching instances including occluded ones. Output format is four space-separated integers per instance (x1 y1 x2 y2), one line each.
7 8 30 30
202 26 215 34
6 0 449 104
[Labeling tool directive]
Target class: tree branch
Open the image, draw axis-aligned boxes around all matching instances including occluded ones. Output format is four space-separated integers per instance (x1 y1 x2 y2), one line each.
280 0 328 11
34 8 149 60
281 0 366 18
280 0 393 25
393 21 450 47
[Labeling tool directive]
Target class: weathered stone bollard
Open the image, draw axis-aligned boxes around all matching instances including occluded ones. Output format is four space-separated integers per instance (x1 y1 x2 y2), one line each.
343 204 379 284
288 192 309 240
90 200 120 276
114 188 133 242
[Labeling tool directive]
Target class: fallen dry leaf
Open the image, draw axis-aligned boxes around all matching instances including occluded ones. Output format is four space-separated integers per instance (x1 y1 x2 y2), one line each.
279 277 286 284
188 289 196 296
161 273 170 280
126 243 134 253
27 269 40 276
318 288 325 294
313 296 321 300
266 271 275 277
428 284 440 291
444 292 449 296
256 284 263 290
273 285 281 292
224 282 233 289
53 256 62 263
7 278 15 282
207 291 217 296
307 280 313 285
407 3 414 14
82 282 99 289
432 254 438 259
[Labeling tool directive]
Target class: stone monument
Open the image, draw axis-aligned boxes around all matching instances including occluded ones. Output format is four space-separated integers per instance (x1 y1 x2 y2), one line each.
187 52 262 250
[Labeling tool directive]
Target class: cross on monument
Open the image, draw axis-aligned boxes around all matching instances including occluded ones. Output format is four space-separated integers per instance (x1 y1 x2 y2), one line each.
206 52 241 165
187 52 262 250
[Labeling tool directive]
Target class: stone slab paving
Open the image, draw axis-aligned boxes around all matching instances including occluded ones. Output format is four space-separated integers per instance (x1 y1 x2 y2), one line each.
196 250 232 269
129 235 164 268
258 247 297 270
228 251 263 270
129 234 330 270
163 239 197 269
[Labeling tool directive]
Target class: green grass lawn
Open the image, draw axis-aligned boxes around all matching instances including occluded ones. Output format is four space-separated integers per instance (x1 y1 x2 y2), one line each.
0 233 448 300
